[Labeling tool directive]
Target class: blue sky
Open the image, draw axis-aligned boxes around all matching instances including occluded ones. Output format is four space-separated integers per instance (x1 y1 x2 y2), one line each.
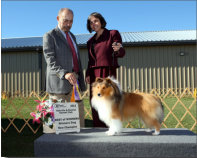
1 0 196 38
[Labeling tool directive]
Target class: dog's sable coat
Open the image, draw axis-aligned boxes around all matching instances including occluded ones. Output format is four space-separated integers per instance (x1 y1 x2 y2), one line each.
91 77 164 136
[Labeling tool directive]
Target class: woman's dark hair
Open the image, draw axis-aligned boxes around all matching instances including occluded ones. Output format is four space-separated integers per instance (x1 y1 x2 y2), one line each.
87 12 107 33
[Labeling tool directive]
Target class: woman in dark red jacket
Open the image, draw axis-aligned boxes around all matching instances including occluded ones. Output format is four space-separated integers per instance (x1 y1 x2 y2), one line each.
85 12 125 127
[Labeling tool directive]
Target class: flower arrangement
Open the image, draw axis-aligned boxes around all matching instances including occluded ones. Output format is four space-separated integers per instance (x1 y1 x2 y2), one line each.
30 99 58 129
30 82 83 129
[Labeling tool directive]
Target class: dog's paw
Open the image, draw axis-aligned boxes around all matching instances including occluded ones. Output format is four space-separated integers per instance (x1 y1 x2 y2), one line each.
152 131 160 136
145 128 152 132
105 130 116 136
105 131 109 135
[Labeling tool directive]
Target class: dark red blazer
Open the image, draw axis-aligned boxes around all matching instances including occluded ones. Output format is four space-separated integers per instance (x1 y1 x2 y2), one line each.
86 28 125 77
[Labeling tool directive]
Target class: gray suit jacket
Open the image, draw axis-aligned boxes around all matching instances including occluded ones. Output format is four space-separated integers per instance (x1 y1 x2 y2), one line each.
43 27 86 94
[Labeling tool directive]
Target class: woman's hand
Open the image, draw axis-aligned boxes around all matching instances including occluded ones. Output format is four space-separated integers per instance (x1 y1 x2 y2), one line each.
112 42 122 52
86 76 90 84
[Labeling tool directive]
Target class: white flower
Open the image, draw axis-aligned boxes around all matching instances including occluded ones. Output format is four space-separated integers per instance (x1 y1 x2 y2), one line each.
36 113 41 119
45 117 53 126
47 99 53 107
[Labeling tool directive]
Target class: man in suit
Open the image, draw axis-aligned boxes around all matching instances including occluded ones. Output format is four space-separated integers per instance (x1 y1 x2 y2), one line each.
43 8 86 127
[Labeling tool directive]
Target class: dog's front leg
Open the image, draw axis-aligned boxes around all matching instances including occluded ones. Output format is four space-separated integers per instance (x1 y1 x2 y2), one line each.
106 119 122 136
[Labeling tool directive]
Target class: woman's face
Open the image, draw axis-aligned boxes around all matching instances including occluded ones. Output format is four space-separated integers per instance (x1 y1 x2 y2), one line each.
89 16 102 33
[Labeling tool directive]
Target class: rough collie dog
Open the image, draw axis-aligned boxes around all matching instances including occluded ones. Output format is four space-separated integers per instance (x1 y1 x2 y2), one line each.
91 77 164 136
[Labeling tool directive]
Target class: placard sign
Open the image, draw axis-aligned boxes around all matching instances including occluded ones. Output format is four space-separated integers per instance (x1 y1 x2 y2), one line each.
53 102 80 134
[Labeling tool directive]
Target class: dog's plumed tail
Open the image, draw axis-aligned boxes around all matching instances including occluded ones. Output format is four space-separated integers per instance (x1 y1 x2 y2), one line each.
141 94 164 124
151 95 164 124
158 102 164 124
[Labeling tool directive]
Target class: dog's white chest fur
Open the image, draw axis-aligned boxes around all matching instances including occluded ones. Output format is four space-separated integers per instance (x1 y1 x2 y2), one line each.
91 96 112 126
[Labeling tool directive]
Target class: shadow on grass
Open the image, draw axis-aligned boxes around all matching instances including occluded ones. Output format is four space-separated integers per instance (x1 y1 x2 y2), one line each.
1 118 93 157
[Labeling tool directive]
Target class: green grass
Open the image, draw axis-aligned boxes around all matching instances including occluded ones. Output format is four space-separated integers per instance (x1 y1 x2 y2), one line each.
163 96 196 130
1 96 196 131
1 97 92 119
1 96 197 157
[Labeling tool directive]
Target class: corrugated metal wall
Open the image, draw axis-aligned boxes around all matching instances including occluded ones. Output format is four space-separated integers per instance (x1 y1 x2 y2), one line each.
1 44 196 96
80 44 196 94
1 51 41 97
118 44 197 93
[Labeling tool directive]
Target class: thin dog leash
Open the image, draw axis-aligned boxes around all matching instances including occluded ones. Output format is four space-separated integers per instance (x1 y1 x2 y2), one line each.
112 42 117 66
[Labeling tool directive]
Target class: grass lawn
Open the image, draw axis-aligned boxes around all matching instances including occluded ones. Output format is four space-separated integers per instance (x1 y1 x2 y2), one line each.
1 96 197 157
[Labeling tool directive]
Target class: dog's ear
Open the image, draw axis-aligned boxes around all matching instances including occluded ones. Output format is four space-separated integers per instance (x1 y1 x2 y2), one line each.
106 78 121 96
105 78 112 84
96 77 103 83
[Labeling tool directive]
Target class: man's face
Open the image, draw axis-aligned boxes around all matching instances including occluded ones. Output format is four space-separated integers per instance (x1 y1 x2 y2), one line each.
57 10 73 32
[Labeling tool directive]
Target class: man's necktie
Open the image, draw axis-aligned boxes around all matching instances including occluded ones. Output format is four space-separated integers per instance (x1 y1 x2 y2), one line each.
66 32 79 73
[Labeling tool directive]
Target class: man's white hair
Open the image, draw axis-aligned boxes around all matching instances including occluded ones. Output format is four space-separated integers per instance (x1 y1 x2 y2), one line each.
58 8 73 16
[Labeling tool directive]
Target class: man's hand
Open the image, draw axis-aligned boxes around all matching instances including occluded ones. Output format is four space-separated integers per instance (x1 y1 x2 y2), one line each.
65 73 77 85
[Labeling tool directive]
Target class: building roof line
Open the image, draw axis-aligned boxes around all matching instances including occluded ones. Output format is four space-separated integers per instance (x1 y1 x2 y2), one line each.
2 30 196 49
